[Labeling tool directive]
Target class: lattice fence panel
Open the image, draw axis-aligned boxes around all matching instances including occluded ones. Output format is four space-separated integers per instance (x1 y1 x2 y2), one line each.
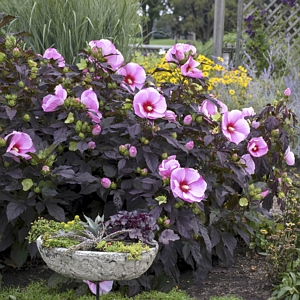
241 0 300 67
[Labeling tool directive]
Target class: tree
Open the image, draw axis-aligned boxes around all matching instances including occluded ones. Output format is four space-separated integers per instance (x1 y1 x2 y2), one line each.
164 0 237 43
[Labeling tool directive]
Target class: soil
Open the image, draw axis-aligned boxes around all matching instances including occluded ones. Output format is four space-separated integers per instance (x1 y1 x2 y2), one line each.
1 246 274 300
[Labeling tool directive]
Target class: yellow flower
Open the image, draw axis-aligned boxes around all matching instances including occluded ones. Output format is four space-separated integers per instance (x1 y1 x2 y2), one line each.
217 57 224 62
260 229 268 234
229 89 235 95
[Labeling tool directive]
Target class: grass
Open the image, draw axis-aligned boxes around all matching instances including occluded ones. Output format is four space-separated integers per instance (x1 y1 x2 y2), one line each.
0 0 142 63
0 280 194 300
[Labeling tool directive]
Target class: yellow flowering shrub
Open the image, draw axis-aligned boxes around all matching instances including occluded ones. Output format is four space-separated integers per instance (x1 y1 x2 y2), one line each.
132 52 253 109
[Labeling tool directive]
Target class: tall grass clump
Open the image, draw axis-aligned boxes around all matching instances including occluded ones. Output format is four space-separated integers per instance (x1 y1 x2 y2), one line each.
0 0 142 63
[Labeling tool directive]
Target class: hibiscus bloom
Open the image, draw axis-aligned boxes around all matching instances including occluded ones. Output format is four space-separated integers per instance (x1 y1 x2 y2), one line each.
81 89 99 110
5 131 36 160
117 62 146 92
284 146 295 166
165 43 197 63
240 154 255 175
42 84 67 112
222 110 250 145
181 56 203 78
88 39 124 70
199 100 218 118
83 280 113 296
242 107 255 117
158 155 180 178
163 110 177 122
247 137 268 157
133 88 167 119
170 168 207 202
43 48 65 67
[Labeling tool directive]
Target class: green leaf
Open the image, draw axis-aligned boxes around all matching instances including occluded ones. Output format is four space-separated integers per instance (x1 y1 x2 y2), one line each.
76 58 87 70
10 241 28 268
0 15 15 28
21 178 33 191
47 272 69 287
277 286 292 297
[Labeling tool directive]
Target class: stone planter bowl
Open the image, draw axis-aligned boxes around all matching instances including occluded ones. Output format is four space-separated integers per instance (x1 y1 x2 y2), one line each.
36 236 159 281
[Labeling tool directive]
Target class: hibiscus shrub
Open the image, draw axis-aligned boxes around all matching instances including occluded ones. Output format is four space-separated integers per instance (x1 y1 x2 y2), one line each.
0 14 297 294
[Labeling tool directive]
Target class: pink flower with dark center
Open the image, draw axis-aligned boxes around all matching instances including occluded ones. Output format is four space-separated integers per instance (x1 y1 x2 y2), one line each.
240 154 255 175
159 155 180 178
133 88 167 119
81 89 99 111
284 146 295 166
83 280 113 296
165 43 197 63
284 88 291 96
222 110 250 145
170 167 207 202
43 48 65 67
247 137 268 157
101 178 111 188
4 131 36 160
181 56 203 78
242 107 255 117
185 141 194 150
199 100 218 118
117 62 146 92
42 84 67 112
163 110 177 122
92 124 101 135
89 39 124 70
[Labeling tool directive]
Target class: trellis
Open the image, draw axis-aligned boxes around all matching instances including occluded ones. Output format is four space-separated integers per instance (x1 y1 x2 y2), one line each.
236 0 300 67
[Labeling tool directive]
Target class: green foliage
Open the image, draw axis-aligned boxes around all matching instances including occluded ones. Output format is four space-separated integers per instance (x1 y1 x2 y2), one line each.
270 272 300 300
0 0 142 63
96 240 150 260
0 280 194 299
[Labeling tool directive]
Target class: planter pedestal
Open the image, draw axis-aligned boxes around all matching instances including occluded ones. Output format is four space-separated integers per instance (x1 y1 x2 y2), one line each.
36 236 158 281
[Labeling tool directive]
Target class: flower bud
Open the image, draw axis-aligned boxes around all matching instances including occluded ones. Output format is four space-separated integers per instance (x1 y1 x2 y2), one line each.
42 165 50 174
183 114 192 125
171 132 177 139
87 141 96 149
129 146 137 158
8 100 16 107
284 88 291 97
101 178 111 188
4 161 9 167
18 81 25 88
196 116 203 123
185 141 194 150
161 152 168 159
0 138 6 147
141 168 148 176
0 52 6 62
110 182 117 189
92 124 101 135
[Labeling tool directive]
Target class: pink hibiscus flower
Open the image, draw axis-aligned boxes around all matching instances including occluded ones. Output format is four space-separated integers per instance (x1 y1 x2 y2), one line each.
83 280 113 296
158 155 180 178
199 100 218 118
222 110 250 145
240 154 255 175
170 167 207 202
181 56 203 78
88 39 124 70
43 48 65 67
247 137 268 157
117 62 146 92
284 146 295 166
81 89 99 110
133 87 167 119
42 84 67 112
4 131 36 160
242 107 256 117
163 110 177 122
165 43 197 63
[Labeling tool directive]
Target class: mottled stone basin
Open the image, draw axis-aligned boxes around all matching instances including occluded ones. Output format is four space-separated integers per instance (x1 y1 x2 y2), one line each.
36 236 158 281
